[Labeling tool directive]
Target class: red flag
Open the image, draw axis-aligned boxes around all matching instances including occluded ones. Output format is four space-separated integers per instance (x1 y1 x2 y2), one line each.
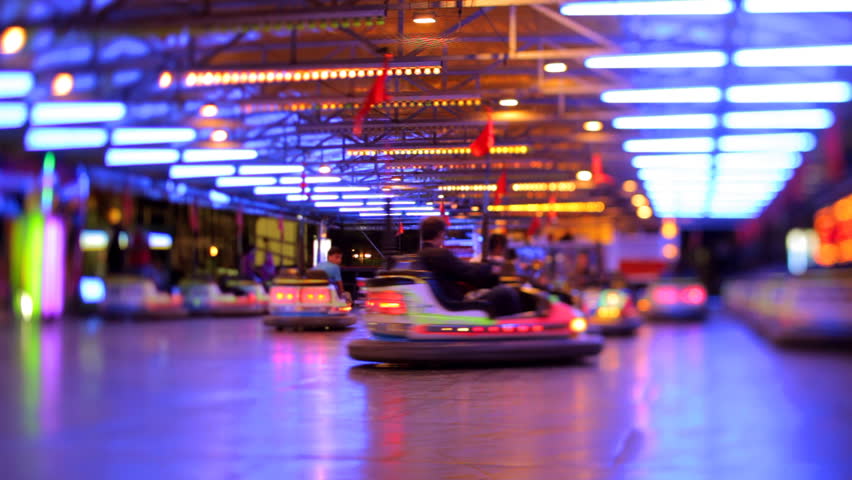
547 194 558 224
591 152 614 185
439 199 451 226
469 107 494 157
396 222 404 236
526 215 541 238
353 54 392 136
494 170 507 205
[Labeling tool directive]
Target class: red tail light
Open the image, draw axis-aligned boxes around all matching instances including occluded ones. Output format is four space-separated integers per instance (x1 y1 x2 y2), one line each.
271 286 299 304
301 287 332 304
682 285 706 305
366 291 407 315
652 286 678 305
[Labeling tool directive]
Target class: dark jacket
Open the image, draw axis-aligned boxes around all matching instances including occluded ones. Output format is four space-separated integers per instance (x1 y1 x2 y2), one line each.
417 241 499 301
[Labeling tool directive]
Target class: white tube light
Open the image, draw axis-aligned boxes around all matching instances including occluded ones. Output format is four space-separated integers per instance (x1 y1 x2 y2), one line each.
390 206 439 211
722 109 835 129
238 164 304 175
169 164 236 179
25 127 108 151
367 200 416 205
726 82 852 103
339 207 383 212
0 71 34 99
341 194 397 199
560 0 734 15
315 201 364 208
279 176 343 184
744 0 852 13
718 133 817 152
407 211 442 216
147 232 173 250
614 114 717 130
623 137 715 153
31 102 127 125
105 148 180 166
714 152 802 170
734 45 852 67
254 186 302 195
0 102 27 128
360 212 402 217
209 190 230 205
182 148 258 162
586 51 727 69
111 127 197 145
632 154 713 169
312 186 371 193
215 176 278 188
286 194 339 202
602 87 722 103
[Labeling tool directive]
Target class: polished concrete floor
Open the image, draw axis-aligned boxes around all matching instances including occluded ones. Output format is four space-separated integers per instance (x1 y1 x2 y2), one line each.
1 309 851 480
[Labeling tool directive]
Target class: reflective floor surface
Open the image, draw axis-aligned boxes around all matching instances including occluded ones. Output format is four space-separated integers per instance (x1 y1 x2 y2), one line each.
1 309 851 480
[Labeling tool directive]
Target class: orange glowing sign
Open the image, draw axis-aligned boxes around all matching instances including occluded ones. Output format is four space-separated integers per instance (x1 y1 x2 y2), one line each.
814 192 852 266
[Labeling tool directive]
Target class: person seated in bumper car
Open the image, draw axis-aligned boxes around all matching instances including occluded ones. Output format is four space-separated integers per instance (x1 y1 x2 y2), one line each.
314 246 351 303
417 217 521 318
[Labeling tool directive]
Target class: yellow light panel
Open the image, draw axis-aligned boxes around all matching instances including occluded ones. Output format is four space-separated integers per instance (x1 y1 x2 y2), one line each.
179 65 441 88
347 145 529 157
512 182 576 192
488 202 605 213
437 184 497 192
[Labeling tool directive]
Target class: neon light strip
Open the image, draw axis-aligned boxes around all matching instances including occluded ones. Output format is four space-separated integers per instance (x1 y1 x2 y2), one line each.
182 149 258 162
347 145 529 156
744 0 852 12
0 71 34 99
279 176 342 184
613 114 718 129
41 216 65 316
111 127 197 145
105 148 180 166
632 154 713 169
208 190 230 204
586 51 727 69
718 132 816 152
623 137 715 153
252 97 482 113
602 87 722 103
286 194 338 201
215 176 277 188
560 0 734 15
312 186 371 193
25 127 108 151
253 186 302 195
31 102 127 125
734 45 852 67
487 202 606 213
238 164 303 175
315 201 364 207
182 63 442 88
726 82 851 103
722 109 834 129
169 164 236 179
0 102 27 128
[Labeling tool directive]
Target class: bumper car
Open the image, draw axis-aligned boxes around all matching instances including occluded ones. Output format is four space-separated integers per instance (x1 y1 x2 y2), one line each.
348 270 604 366
580 288 642 335
181 276 268 316
100 275 186 318
638 280 707 321
263 270 354 330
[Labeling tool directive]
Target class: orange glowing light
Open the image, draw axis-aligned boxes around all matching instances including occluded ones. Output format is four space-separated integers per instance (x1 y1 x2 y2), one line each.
51 73 74 97
570 317 587 333
1 26 26 55
158 71 173 89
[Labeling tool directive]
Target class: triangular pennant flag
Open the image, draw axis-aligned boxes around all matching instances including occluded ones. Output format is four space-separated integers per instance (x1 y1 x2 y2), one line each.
353 53 392 136
547 194 558 225
526 215 541 238
494 170 507 205
469 107 494 157
439 199 451 226
396 221 404 236
591 152 614 185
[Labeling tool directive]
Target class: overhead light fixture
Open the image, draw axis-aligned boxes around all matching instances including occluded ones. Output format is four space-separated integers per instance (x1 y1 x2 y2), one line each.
714 152 802 170
279 176 342 184
718 132 817 152
254 186 302 195
726 82 851 103
111 127 197 145
348 145 529 156
318 165 332 174
0 71 34 99
359 212 402 217
583 120 604 132
339 207 383 212
576 170 593 182
499 98 519 107
105 148 180 166
215 176 277 188
390 206 438 211
623 137 715 153
602 86 722 104
158 71 173 89
412 12 437 24
560 0 734 16
312 186 371 193
437 184 497 192
31 102 127 125
315 201 363 208
1 26 26 55
199 104 219 117
586 51 728 69
341 193 396 199
722 109 835 129
733 45 852 67
743 0 852 12
208 190 230 205
367 200 415 205
257 97 481 114
286 194 339 201
169 164 236 179
180 62 442 88
0 102 27 129
210 129 229 142
25 127 108 151
613 114 717 130
182 148 258 162
51 73 74 97
632 154 713 170
239 164 303 175
636 205 654 219
512 182 576 192
544 62 568 73
487 202 606 213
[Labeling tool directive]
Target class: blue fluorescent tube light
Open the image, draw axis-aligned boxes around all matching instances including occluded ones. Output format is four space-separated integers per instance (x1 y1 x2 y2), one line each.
105 148 180 166
182 148 258 163
312 186 371 193
632 154 713 169
714 152 802 169
718 133 816 152
722 109 835 129
360 212 402 217
0 102 27 128
733 45 852 67
279 176 343 184
208 190 230 204
0 71 34 99
624 137 714 153
639 170 710 181
726 82 852 103
111 127 197 145
286 194 338 201
254 186 302 195
602 86 722 104
586 51 727 69
215 176 277 188
342 194 397 199
340 207 383 212
315 201 364 208
614 114 717 130
391 206 439 211
560 0 734 15
367 200 416 206
31 102 127 125
25 127 108 151
147 232 173 250
744 0 852 12
238 164 304 175
715 171 792 182
169 164 235 179
408 211 442 216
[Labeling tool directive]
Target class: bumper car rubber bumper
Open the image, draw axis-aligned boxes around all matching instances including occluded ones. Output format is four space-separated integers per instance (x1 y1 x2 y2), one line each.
348 334 604 366
263 313 355 329
588 317 641 336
